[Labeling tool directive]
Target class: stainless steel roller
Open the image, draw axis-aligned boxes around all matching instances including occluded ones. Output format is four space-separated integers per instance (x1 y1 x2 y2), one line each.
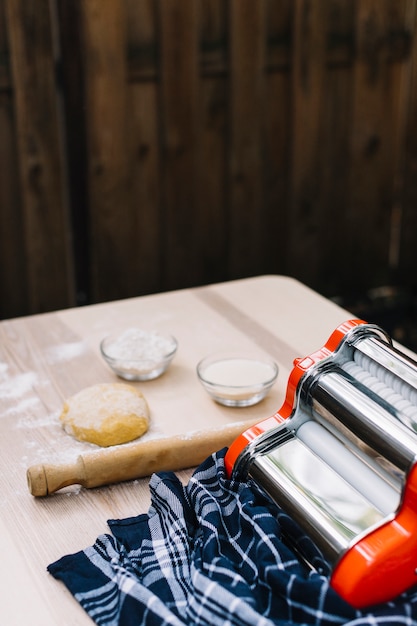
225 319 417 609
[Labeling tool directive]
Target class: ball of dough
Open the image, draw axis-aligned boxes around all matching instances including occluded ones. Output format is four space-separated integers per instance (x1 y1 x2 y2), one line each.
59 383 150 447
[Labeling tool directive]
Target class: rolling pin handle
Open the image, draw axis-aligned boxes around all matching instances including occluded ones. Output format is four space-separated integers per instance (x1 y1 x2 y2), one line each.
27 457 87 496
27 464 48 497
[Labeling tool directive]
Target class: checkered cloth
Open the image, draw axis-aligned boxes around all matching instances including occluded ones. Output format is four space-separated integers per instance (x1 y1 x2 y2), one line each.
48 449 417 625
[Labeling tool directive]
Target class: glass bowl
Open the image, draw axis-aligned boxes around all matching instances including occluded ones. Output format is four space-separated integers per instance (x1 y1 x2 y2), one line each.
197 352 278 407
100 328 178 381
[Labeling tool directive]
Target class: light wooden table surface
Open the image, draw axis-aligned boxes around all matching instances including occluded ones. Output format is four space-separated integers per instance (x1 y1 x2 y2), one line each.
0 275 353 625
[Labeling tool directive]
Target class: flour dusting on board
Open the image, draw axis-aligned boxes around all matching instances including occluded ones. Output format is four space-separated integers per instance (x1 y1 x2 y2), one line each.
21 422 99 467
3 396 41 417
0 361 40 422
0 371 38 400
45 341 87 363
16 410 59 430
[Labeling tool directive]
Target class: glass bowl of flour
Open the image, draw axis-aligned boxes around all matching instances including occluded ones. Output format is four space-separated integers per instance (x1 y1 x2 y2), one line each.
197 352 278 407
100 328 178 381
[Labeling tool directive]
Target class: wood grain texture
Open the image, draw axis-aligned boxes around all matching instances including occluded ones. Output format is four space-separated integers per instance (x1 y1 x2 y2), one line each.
79 0 132 302
4 0 74 314
127 0 162 294
287 0 328 286
196 0 229 284
0 4 27 318
157 0 201 289
0 275 361 623
228 0 266 278
396 1 417 284
344 0 402 291
1 1 417 319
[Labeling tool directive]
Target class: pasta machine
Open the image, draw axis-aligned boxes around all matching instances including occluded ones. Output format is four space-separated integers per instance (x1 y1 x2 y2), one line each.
225 319 417 608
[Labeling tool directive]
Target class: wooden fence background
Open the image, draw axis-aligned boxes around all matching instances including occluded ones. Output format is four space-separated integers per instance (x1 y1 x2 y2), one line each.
1 1 417 338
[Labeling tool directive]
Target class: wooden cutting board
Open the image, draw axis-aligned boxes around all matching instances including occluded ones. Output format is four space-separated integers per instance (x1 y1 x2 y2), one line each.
0 275 352 626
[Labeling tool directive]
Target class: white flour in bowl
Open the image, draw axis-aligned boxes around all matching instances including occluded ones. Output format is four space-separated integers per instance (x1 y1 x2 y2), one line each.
104 328 176 361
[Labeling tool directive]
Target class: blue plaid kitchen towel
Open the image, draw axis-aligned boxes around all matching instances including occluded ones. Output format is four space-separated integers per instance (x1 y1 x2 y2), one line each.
48 449 417 626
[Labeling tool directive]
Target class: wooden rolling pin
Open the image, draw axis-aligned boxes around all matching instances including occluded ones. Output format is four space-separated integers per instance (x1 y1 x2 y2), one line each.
27 420 257 497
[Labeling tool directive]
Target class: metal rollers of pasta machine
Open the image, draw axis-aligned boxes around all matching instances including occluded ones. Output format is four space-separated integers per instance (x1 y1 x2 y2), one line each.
225 319 417 608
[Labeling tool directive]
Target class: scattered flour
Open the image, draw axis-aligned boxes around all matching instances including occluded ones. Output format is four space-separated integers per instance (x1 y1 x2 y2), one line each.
0 362 8 378
45 341 87 364
0 371 38 400
2 396 41 417
16 410 58 430
0 339 86 423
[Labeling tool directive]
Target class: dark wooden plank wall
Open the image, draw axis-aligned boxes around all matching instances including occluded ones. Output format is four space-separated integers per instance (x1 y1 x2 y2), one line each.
4 0 74 315
1 0 417 321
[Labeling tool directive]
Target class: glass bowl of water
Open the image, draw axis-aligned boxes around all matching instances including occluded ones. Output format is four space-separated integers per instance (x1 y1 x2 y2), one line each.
197 352 278 407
